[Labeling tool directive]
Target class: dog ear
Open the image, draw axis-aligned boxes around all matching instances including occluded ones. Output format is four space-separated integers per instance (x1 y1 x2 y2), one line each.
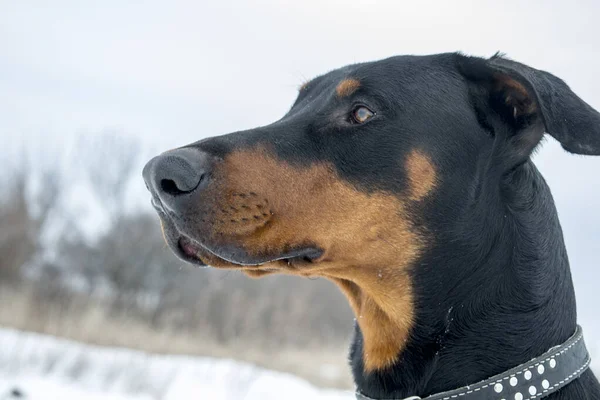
457 53 600 162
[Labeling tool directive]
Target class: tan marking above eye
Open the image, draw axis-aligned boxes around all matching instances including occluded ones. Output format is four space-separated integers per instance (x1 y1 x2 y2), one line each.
336 78 360 97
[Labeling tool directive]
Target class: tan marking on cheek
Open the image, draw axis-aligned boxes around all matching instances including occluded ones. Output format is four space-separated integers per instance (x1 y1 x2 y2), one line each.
336 78 360 97
208 147 423 373
405 150 437 201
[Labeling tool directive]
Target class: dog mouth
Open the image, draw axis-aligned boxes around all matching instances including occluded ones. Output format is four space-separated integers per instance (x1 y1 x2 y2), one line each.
176 235 324 268
149 194 323 269
155 206 324 269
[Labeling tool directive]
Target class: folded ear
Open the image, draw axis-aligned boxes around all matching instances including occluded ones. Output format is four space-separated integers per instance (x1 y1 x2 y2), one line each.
457 53 600 160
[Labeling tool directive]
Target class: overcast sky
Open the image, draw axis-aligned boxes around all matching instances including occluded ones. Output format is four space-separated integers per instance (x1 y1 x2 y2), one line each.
1 1 598 336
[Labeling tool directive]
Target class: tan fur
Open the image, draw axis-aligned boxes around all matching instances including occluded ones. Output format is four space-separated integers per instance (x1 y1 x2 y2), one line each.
186 146 430 372
405 150 437 201
336 78 360 98
328 274 413 372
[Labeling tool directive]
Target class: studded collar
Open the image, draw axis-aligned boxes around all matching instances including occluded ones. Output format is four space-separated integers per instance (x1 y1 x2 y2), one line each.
356 325 591 400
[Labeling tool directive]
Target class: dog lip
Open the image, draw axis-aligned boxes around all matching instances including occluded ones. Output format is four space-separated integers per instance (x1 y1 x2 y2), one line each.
247 246 324 266
218 244 324 267
175 237 209 268
180 236 200 258
150 197 165 213
177 234 324 268
151 206 324 268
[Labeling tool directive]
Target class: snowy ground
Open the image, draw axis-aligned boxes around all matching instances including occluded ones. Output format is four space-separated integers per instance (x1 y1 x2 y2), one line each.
0 328 597 400
0 328 352 400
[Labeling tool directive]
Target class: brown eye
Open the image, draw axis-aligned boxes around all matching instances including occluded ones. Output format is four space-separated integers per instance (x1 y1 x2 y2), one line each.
351 106 374 124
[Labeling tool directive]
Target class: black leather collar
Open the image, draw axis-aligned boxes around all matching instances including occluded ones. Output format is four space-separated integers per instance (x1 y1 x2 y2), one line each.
356 325 591 400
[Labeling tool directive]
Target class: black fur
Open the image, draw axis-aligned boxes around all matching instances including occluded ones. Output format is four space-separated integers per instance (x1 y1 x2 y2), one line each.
144 53 600 398
347 54 600 399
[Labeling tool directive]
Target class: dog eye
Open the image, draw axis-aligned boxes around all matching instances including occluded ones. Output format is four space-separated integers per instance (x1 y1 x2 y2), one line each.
351 106 374 124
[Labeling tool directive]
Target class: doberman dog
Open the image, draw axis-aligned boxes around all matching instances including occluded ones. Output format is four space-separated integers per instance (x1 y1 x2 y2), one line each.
143 53 600 399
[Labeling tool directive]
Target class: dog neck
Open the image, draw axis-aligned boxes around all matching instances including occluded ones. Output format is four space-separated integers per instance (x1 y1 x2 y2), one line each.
351 161 580 399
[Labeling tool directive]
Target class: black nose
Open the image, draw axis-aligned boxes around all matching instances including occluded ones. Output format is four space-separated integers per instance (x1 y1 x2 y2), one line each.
143 147 210 210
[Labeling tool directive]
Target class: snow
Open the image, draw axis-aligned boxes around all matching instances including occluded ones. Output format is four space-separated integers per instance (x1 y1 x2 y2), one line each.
0 328 352 400
0 327 597 400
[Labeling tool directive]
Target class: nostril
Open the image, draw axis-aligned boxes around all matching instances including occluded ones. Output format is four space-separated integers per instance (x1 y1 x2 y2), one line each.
160 179 183 195
143 148 210 201
160 173 206 196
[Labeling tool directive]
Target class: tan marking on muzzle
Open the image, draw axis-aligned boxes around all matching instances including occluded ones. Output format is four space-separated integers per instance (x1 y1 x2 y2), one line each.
336 78 360 98
199 146 427 372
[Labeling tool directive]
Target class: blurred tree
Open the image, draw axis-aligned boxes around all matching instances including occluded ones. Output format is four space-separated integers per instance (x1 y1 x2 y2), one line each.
0 160 60 284
76 130 139 222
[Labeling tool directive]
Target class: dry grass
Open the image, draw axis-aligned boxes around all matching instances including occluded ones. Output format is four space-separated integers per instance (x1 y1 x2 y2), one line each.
0 284 353 389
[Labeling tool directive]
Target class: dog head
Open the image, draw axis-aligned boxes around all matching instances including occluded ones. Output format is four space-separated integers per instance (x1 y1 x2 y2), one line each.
143 53 600 372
